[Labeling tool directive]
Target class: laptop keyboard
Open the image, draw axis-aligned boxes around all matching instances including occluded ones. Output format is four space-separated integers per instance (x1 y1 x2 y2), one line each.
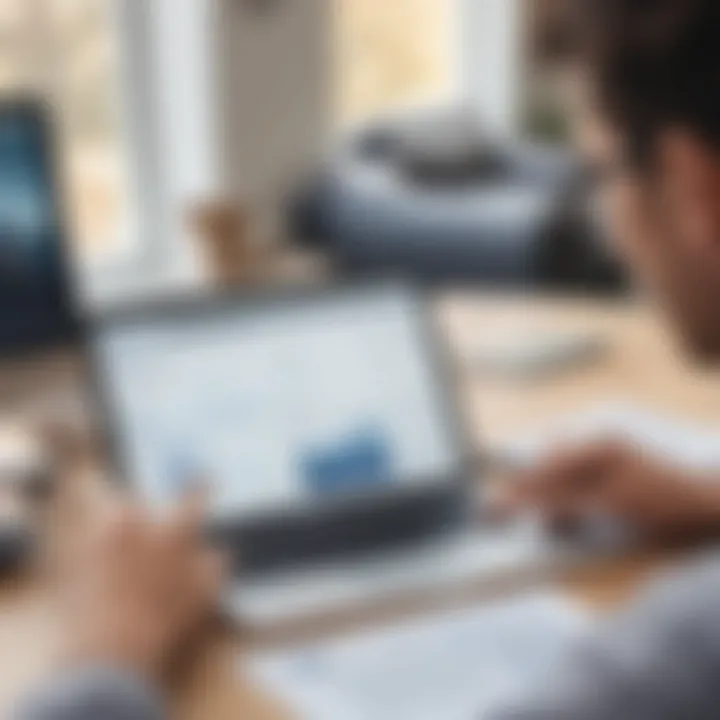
229 521 566 626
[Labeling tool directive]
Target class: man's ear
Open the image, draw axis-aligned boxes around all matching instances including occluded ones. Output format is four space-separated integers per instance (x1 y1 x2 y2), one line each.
659 129 720 253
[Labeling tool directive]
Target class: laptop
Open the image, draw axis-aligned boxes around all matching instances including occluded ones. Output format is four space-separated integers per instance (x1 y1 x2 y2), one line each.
91 281 574 626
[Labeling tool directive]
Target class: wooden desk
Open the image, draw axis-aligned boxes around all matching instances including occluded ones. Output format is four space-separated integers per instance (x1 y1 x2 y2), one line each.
1 292 720 719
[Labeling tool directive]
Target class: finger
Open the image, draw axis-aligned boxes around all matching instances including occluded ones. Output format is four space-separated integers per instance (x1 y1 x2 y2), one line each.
508 439 628 511
94 501 150 567
60 496 143 585
167 547 227 629
64 471 132 537
166 482 211 544
196 549 228 607
493 475 589 524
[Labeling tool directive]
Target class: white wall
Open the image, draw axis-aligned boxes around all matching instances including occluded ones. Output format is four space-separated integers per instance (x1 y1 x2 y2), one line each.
461 0 525 136
138 0 330 259
148 0 331 247
215 0 331 232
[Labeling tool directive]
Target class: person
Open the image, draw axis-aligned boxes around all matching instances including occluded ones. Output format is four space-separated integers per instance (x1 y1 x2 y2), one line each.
501 0 720 544
14 0 720 717
15 493 223 720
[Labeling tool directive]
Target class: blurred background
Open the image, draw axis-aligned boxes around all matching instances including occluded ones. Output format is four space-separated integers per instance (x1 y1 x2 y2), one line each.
0 0 621 308
4 5 720 717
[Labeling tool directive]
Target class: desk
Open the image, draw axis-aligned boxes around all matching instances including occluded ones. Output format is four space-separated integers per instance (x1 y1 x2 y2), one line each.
1 292 720 719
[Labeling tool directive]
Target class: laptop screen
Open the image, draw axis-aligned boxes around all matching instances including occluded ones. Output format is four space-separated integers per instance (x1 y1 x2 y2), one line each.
0 103 77 353
94 284 462 521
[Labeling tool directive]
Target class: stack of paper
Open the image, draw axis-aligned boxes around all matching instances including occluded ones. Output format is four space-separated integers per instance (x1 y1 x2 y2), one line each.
246 592 589 720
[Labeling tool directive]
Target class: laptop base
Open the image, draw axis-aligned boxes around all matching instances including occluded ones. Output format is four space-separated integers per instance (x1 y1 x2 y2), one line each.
225 521 579 628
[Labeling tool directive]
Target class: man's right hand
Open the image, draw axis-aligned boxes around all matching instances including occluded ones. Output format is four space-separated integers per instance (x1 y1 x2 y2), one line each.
498 440 720 542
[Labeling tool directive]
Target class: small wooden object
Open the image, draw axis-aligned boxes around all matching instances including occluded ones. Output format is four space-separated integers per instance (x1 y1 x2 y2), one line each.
189 201 276 288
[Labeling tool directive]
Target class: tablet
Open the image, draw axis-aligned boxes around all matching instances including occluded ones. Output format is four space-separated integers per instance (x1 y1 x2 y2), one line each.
0 99 79 355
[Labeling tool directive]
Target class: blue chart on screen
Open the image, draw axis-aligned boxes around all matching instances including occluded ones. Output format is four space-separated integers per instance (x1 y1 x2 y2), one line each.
301 425 393 495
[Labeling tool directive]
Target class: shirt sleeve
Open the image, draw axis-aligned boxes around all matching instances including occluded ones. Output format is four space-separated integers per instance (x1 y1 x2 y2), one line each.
489 553 720 720
13 667 166 720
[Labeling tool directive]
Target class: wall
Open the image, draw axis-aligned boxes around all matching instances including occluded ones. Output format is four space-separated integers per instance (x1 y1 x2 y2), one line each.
461 0 525 136
216 0 331 234
141 0 330 252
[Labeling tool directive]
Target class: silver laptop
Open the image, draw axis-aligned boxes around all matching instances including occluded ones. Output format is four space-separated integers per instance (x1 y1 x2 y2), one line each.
91 281 571 627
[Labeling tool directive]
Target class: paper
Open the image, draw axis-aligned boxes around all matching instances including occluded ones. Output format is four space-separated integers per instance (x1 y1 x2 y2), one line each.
504 402 720 472
245 592 589 720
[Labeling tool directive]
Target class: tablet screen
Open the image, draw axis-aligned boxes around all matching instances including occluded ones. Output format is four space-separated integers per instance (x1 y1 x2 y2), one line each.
95 285 460 520
0 104 77 352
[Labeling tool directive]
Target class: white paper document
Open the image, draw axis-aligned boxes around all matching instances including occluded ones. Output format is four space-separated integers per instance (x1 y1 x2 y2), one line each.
505 402 720 471
246 592 589 720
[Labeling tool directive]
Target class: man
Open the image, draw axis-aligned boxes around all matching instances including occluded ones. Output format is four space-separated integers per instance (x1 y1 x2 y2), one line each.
15 0 720 717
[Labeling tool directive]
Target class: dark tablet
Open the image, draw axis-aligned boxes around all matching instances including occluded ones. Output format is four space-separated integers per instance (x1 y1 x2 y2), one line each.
0 99 80 356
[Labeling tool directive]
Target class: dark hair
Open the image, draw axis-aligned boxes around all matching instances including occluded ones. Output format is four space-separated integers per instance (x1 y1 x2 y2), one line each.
574 0 720 167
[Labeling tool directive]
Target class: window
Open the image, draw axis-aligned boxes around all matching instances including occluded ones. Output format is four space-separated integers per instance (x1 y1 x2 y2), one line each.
334 0 459 127
524 0 576 142
0 0 139 268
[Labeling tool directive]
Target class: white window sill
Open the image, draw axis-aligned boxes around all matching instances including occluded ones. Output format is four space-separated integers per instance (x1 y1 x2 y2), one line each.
78 247 203 314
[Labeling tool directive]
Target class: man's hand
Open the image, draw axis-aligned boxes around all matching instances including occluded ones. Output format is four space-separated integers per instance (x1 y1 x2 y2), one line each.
59 491 225 681
499 440 720 541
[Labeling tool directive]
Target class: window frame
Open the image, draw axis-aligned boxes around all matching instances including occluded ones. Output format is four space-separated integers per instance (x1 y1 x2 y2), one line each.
85 0 525 305
81 0 196 308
